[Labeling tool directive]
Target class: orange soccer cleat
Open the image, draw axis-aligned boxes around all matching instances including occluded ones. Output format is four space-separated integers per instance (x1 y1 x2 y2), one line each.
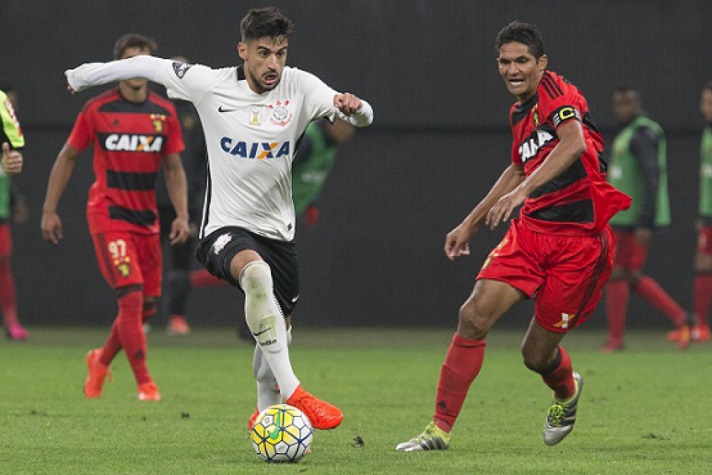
248 408 260 431
166 315 191 336
693 324 710 342
84 349 112 398
138 382 161 401
676 324 691 350
286 385 343 430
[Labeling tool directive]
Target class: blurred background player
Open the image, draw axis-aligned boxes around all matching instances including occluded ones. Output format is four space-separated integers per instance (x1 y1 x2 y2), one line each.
292 118 355 226
41 34 190 400
155 55 207 336
602 86 690 352
63 7 373 429
0 82 28 340
671 81 712 343
396 21 630 452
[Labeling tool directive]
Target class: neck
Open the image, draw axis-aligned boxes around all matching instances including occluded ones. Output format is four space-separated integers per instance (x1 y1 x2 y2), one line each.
119 82 148 103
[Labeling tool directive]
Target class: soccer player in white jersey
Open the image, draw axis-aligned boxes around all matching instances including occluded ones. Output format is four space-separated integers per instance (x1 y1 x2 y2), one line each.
65 7 374 430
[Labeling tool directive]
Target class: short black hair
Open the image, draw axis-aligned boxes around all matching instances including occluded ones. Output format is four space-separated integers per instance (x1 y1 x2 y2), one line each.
495 21 545 59
113 33 157 60
240 7 294 42
613 86 641 99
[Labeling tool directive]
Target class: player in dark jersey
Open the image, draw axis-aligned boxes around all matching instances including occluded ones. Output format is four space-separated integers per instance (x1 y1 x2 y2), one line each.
41 34 189 401
396 21 630 452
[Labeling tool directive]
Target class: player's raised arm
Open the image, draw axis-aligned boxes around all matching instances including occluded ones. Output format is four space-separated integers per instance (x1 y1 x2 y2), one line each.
65 56 168 93
333 93 373 127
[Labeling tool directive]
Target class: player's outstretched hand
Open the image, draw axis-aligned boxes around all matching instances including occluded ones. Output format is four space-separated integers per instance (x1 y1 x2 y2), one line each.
64 69 78 95
486 186 527 230
41 211 63 245
169 217 191 245
1 142 22 175
334 93 362 116
444 222 477 261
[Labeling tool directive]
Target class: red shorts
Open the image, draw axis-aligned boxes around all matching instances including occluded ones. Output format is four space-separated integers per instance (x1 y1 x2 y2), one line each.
697 226 712 256
612 230 649 271
91 231 162 297
477 219 614 333
0 223 11 257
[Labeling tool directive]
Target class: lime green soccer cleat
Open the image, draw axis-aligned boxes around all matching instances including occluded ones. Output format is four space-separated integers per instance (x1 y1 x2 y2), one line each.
543 371 583 446
395 421 451 452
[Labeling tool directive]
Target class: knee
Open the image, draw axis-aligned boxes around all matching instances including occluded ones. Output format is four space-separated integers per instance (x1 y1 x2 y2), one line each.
239 261 272 298
457 299 495 340
521 343 558 374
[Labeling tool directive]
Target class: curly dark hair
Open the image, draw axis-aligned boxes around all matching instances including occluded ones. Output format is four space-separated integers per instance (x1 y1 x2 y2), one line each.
113 33 157 60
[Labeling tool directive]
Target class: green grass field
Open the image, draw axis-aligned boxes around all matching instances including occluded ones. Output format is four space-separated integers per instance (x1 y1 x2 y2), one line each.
1 327 711 474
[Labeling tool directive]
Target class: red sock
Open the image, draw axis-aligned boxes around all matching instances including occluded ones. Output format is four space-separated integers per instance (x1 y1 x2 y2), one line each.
0 257 19 326
433 333 486 432
116 291 152 385
541 346 575 400
99 321 122 366
190 269 228 288
605 280 629 344
694 273 712 326
634 276 686 325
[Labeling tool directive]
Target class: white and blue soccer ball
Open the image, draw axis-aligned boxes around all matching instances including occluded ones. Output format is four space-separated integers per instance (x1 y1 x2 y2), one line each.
250 404 313 462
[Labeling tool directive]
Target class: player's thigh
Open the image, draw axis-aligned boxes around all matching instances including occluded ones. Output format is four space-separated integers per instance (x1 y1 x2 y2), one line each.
135 233 162 298
253 235 299 318
91 231 145 290
0 224 12 258
535 229 614 333
613 230 649 271
459 278 526 336
695 226 712 271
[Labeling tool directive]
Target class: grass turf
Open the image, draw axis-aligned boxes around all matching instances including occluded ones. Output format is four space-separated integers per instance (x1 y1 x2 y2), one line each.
1 326 711 474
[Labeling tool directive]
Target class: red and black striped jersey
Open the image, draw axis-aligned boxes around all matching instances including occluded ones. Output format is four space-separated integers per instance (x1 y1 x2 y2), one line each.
68 88 184 235
509 70 630 234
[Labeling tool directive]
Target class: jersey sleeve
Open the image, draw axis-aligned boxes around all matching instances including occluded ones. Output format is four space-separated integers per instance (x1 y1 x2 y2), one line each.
294 69 340 123
67 107 95 152
0 91 24 149
161 62 217 106
544 93 585 131
161 102 185 155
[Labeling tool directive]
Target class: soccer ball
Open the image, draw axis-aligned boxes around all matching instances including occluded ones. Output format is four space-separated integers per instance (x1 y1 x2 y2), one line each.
250 404 313 462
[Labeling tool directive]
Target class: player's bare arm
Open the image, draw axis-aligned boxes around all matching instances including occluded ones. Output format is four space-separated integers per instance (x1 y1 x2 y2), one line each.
41 143 80 244
486 119 586 229
1 142 22 175
445 163 525 260
162 153 191 245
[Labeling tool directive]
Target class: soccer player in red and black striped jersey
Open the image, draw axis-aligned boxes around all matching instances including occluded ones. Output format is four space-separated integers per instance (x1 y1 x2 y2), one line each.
41 34 190 401
397 22 631 451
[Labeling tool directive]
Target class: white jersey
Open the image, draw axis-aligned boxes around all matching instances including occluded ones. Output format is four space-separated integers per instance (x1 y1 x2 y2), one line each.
159 62 340 241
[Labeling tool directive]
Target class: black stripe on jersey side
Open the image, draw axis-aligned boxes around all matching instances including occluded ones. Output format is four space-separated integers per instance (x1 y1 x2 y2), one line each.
199 160 212 239
582 111 600 133
106 170 157 191
511 93 538 127
98 99 171 115
572 231 610 327
108 205 156 227
528 160 588 199
526 198 594 223
539 78 557 99
236 65 246 81
541 73 564 97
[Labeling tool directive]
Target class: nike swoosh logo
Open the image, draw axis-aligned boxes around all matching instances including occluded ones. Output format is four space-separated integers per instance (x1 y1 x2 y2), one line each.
218 105 238 113
291 295 299 303
268 410 282 440
252 328 270 337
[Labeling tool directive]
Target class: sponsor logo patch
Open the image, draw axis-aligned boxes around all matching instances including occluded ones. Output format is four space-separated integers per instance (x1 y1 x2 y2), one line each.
172 62 193 79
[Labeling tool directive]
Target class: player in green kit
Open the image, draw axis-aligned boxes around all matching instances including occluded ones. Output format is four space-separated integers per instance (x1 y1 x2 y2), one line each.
0 87 27 340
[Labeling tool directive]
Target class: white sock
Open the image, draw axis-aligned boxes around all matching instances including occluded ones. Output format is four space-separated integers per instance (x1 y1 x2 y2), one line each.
253 345 281 411
240 261 300 399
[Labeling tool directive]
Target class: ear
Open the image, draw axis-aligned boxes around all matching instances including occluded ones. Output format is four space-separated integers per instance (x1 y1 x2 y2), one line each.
237 42 248 61
538 54 548 71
